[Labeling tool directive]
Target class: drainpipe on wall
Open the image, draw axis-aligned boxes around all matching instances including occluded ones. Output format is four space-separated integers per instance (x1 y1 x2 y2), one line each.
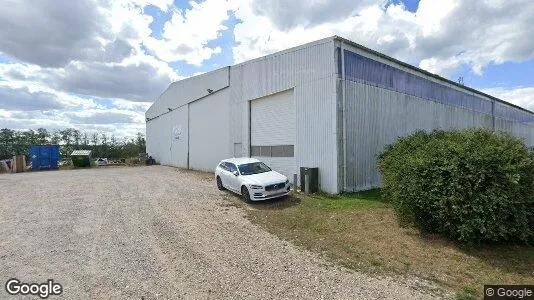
341 43 347 192
491 99 496 130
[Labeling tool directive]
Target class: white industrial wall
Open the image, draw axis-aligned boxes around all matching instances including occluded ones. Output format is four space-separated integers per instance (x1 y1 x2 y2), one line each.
230 38 340 193
189 88 231 172
147 40 339 193
146 67 231 170
146 105 188 167
146 67 229 119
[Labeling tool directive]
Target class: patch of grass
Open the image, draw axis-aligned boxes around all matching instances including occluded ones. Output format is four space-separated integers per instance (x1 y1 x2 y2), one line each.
307 189 387 210
244 189 534 298
455 286 478 300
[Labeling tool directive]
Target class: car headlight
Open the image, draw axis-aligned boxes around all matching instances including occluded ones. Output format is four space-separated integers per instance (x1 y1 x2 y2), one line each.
250 185 263 189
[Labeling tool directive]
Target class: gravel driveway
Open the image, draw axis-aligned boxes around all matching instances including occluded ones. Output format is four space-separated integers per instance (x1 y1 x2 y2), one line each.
0 166 442 299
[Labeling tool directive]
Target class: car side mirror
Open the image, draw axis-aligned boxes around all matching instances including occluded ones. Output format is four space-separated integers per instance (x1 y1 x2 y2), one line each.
233 171 239 176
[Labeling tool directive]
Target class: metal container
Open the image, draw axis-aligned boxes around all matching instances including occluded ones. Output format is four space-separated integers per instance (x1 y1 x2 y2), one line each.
300 167 319 193
71 150 92 168
28 145 60 171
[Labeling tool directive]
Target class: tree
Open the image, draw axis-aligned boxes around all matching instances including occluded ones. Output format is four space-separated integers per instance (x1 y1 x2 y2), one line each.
73 129 81 147
91 132 99 146
0 128 16 159
136 132 146 154
36 128 50 144
50 130 61 144
82 132 89 147
0 127 145 161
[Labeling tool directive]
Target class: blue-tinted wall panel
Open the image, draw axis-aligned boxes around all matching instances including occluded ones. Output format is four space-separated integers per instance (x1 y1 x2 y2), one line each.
343 50 534 123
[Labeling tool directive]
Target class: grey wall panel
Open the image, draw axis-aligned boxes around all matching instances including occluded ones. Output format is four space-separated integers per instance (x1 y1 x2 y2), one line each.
230 39 340 193
189 88 231 172
169 106 188 167
146 67 229 119
146 105 188 167
495 118 534 147
345 81 495 191
295 77 339 193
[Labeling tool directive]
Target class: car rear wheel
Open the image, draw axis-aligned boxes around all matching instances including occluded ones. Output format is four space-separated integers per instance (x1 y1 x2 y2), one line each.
241 186 252 203
216 176 225 190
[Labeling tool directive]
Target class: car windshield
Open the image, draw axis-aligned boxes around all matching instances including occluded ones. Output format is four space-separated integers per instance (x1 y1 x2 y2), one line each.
238 162 271 175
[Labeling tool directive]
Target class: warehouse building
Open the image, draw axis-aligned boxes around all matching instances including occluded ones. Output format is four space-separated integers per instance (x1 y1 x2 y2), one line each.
146 36 534 194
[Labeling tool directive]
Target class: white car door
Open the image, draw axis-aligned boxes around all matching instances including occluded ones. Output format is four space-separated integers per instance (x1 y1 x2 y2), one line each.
226 163 241 192
220 162 232 188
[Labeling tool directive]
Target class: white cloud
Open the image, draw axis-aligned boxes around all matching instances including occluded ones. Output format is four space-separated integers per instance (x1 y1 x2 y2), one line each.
481 87 534 112
232 0 534 77
143 0 230 65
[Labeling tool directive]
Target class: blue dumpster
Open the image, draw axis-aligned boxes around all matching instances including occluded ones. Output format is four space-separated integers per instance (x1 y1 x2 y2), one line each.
28 145 60 170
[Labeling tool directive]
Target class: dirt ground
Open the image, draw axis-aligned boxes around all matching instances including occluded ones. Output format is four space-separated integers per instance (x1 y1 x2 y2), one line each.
0 166 444 299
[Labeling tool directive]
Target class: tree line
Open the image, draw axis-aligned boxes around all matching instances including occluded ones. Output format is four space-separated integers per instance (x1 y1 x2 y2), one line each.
0 128 146 161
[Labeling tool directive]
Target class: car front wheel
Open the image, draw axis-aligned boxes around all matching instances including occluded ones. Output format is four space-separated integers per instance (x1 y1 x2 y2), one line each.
216 176 225 190
241 186 252 203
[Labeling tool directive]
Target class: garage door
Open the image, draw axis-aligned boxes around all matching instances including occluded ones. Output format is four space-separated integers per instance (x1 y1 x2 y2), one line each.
250 89 296 179
189 89 231 172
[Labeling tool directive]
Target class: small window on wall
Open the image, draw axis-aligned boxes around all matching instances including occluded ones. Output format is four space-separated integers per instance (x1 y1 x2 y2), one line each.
250 145 294 157
282 145 294 157
271 145 284 157
251 146 261 156
260 146 271 157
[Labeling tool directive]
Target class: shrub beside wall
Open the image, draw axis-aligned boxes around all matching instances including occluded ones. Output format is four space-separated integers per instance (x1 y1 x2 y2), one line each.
378 129 534 245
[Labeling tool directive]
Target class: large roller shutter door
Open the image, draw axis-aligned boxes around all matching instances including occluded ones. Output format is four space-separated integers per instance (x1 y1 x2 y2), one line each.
250 89 296 179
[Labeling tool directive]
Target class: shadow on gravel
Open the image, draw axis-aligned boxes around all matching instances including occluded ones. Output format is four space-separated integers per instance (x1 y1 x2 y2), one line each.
221 192 301 211
248 194 301 211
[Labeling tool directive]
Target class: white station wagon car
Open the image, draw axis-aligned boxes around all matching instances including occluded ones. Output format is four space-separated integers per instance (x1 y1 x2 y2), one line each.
215 157 290 202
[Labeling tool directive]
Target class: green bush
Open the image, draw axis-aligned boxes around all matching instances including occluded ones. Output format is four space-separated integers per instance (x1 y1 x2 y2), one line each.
378 129 534 245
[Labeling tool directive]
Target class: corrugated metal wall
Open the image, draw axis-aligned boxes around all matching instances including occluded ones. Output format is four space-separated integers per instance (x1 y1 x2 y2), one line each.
146 67 231 170
230 38 340 193
147 38 340 193
342 44 534 191
146 106 188 167
189 88 231 172
344 81 497 191
146 67 229 119
147 37 533 194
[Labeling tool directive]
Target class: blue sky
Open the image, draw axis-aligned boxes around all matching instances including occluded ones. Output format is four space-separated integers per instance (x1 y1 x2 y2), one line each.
0 0 532 137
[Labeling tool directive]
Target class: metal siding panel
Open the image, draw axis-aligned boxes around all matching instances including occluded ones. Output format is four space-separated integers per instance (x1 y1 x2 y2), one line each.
169 106 188 167
146 106 188 167
343 50 496 116
230 40 339 193
189 89 231 172
345 81 495 191
495 117 534 147
295 77 339 193
146 67 229 119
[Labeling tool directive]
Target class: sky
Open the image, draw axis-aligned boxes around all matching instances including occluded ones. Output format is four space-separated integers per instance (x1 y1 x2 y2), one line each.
0 0 533 138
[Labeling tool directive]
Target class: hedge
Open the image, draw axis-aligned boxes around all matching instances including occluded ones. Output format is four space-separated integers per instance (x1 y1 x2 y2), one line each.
378 129 534 245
